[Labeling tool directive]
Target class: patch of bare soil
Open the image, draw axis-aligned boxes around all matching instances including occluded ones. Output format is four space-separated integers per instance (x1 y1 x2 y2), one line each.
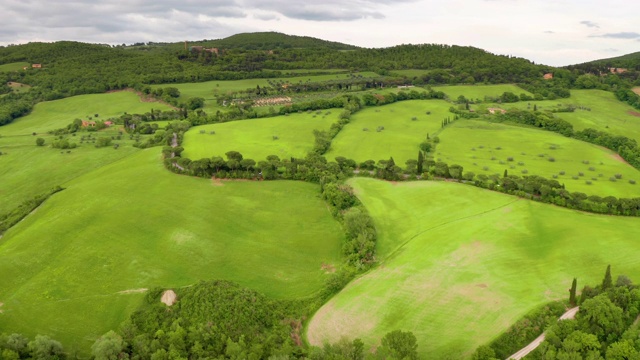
632 87 640 96
161 290 177 306
629 110 640 118
0 302 4 313
211 178 224 186
254 96 292 107
118 288 148 294
321 263 336 274
287 319 303 346
610 153 631 165
476 284 488 288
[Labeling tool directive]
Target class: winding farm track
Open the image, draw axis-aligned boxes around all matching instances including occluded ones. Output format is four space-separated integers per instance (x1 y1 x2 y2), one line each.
508 306 579 359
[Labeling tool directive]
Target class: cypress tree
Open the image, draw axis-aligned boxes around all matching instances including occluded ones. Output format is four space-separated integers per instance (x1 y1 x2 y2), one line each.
602 264 612 290
417 151 424 174
503 169 508 178
569 278 577 305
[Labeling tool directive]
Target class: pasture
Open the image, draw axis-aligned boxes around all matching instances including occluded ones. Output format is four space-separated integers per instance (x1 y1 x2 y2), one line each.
181 111 338 160
325 100 451 165
0 91 172 136
0 62 29 72
435 120 640 197
149 72 380 113
433 84 533 102
0 149 343 355
483 90 640 143
307 178 640 358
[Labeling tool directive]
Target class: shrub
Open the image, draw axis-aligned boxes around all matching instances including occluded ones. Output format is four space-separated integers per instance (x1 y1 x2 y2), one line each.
479 145 484 149
199 129 205 134
510 165 516 169
548 157 555 162
630 179 636 185
582 160 590 164
471 148 476 151
549 145 556 150
499 161 506 165
426 111 431 115
507 157 514 162
572 176 579 180
36 138 45 146
578 172 584 177
411 116 418 121
363 128 369 131
559 171 566 175
491 156 496 161
609 177 617 182
615 173 622 179
538 154 545 157
495 146 502 150
209 131 215 135
521 169 528 174
586 180 592 185
518 162 525 166
588 167 595 171
592 177 598 181
482 166 489 171
272 135 279 140
552 174 558 179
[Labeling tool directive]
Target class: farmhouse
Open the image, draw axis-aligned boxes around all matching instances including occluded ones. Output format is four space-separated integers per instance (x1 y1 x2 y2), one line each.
81 120 96 127
609 67 628 74
543 73 553 80
104 121 114 127
487 107 506 114
31 64 42 68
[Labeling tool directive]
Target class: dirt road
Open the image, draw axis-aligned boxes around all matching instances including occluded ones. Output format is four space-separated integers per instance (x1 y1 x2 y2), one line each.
508 306 579 359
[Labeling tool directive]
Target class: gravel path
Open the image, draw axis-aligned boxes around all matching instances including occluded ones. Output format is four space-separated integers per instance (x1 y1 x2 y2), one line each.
508 306 579 360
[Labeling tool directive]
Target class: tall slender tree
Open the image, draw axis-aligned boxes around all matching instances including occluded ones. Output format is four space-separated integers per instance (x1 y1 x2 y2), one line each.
569 278 577 305
602 265 613 290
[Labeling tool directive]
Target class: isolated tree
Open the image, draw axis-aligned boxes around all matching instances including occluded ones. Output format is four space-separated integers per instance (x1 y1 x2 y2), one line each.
36 138 45 146
377 330 418 360
602 265 613 290
503 169 508 178
27 335 64 360
569 278 577 305
91 331 125 360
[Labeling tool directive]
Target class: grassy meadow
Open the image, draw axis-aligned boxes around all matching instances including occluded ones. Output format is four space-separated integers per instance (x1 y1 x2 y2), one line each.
325 100 451 165
0 91 172 136
0 62 29 72
433 84 533 101
307 178 640 358
435 120 640 197
0 149 343 355
479 90 640 143
182 111 338 160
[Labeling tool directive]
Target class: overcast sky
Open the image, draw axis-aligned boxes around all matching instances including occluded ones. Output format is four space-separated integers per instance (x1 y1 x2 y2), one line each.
1 0 639 66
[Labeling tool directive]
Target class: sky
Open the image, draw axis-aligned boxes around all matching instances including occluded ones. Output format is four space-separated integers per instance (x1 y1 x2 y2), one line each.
0 0 639 66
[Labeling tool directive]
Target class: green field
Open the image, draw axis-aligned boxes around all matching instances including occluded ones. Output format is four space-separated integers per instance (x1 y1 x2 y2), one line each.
7 82 31 93
182 111 338 160
435 119 640 197
0 149 343 355
0 62 29 72
0 91 173 213
149 72 380 113
307 178 640 358
433 84 533 102
0 91 172 136
482 90 640 143
325 100 451 165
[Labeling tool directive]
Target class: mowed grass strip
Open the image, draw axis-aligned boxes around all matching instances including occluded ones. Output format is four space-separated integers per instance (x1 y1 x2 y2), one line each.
182 111 338 160
326 100 451 165
436 119 640 197
433 84 533 101
0 149 343 355
0 91 172 136
0 62 29 72
307 178 640 358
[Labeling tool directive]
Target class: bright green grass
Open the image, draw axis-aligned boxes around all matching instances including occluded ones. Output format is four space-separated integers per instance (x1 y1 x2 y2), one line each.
436 120 640 197
0 91 172 136
0 62 29 72
0 128 141 214
484 90 640 143
263 68 350 74
433 84 533 102
325 100 451 165
182 111 338 160
149 72 379 113
7 82 31 93
0 149 343 355
307 178 640 359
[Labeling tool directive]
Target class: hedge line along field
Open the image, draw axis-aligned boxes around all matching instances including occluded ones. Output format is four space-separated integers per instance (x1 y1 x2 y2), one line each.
325 100 451 165
432 84 533 101
150 72 380 112
0 91 173 136
181 111 339 160
0 149 343 355
307 178 640 359
435 120 640 197
483 89 640 143
0 62 29 72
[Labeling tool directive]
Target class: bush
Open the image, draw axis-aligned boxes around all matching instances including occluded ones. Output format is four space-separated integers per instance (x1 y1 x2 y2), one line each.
615 173 623 179
609 177 617 182
559 171 566 175
582 160 590 164
630 179 636 185
411 116 417 121
521 169 528 174
588 167 596 171
585 180 592 185
552 174 558 179
548 157 555 162
507 157 514 162
572 176 579 180
36 138 45 146
518 161 525 166
578 172 584 177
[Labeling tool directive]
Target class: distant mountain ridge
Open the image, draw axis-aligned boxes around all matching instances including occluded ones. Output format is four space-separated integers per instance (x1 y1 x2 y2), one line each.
174 32 360 51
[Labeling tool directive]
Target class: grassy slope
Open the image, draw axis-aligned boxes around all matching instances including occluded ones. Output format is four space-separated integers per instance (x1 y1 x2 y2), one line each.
0 92 172 213
0 62 29 72
325 100 451 165
307 178 640 358
0 91 172 136
436 120 640 197
433 84 533 101
477 90 640 143
0 149 343 354
182 111 338 160
150 72 379 113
